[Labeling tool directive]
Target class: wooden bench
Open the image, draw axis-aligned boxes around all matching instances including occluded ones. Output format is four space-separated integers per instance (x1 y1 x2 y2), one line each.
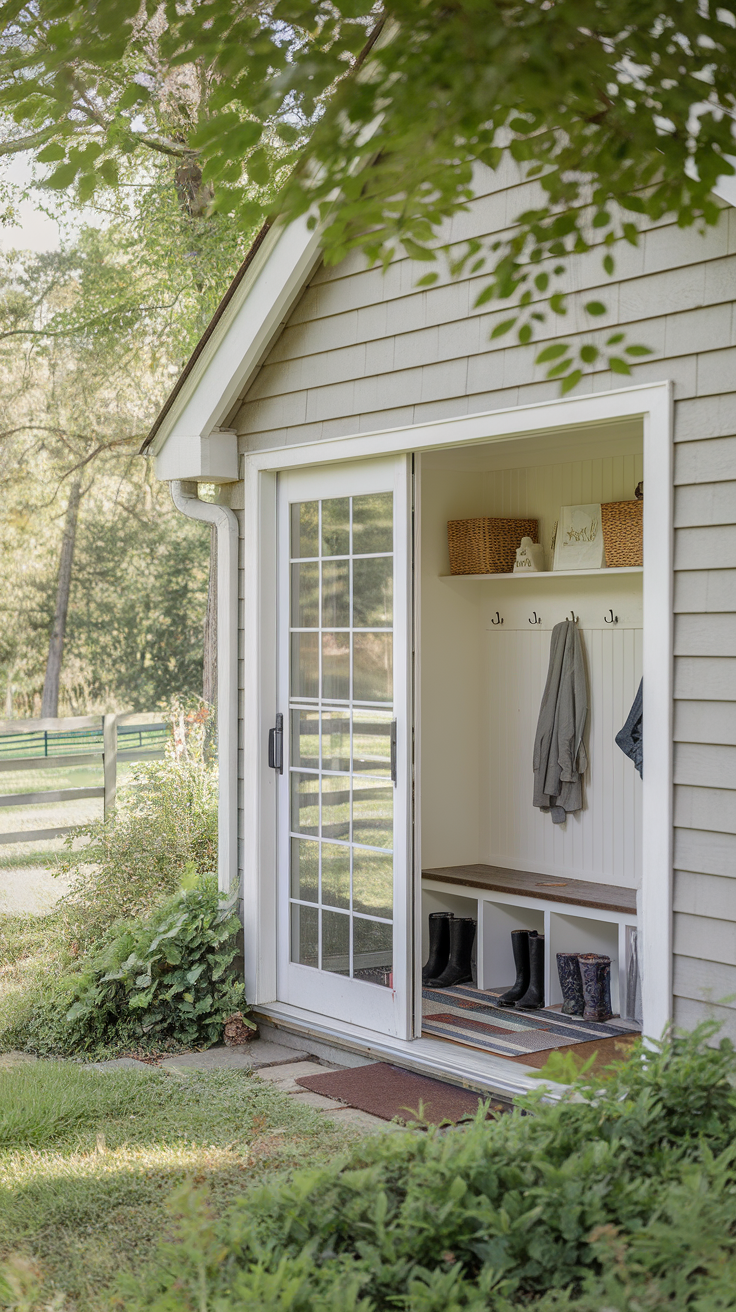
421 863 638 1018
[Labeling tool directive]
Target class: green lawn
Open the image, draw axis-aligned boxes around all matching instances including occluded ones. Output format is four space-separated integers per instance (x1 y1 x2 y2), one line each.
0 1061 360 1311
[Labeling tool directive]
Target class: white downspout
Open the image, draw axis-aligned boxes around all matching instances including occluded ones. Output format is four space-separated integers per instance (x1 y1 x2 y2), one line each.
170 479 239 895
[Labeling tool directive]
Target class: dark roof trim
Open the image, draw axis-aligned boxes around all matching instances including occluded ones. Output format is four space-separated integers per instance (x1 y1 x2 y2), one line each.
140 219 272 454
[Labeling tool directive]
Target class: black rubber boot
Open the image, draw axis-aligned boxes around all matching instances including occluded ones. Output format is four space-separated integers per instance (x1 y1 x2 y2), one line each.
556 951 585 1016
427 916 476 988
515 934 545 1009
422 912 452 985
578 953 613 1021
497 929 537 1007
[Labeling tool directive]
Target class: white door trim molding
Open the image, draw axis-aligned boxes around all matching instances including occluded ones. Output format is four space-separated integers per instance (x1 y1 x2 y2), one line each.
243 380 674 1041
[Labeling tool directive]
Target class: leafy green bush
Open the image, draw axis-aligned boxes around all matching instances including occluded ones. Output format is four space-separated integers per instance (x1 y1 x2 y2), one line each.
15 878 248 1057
119 1026 736 1310
55 701 217 951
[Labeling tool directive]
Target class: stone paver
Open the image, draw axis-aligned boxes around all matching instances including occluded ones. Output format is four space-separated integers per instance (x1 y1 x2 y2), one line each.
253 1060 335 1092
326 1106 402 1132
159 1041 306 1073
289 1089 347 1111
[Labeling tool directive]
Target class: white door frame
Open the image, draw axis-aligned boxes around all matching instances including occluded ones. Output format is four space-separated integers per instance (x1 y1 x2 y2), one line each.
275 456 413 1038
241 380 673 1042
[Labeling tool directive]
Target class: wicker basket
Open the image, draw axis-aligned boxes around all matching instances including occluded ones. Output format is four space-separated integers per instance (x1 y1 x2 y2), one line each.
601 500 643 567
447 517 539 575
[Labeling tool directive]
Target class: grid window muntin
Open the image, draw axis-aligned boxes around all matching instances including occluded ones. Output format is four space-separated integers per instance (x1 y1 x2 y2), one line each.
289 493 394 986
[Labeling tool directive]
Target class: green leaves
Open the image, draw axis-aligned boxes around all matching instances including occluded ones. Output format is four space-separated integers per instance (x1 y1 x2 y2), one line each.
62 877 247 1050
533 329 652 389
117 1027 736 1310
1 0 729 404
246 148 270 187
536 343 567 363
490 317 517 339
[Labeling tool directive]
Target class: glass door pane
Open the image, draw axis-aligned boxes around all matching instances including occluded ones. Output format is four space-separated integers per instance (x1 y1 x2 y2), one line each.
288 492 395 989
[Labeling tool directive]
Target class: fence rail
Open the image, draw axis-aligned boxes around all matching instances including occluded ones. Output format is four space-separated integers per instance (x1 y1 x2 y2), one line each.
0 713 169 846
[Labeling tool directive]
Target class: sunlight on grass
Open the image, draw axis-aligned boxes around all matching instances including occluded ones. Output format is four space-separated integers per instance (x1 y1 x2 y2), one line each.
0 1063 358 1312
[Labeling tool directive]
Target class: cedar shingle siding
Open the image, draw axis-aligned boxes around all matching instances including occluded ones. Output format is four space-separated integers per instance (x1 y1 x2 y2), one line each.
233 164 736 1038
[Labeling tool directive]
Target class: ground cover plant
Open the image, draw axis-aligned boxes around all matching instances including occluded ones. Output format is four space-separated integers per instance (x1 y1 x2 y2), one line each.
17 876 248 1058
0 1062 358 1312
115 1025 736 1310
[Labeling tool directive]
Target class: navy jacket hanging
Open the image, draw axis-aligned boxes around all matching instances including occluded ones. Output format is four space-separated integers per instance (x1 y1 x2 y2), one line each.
616 679 643 778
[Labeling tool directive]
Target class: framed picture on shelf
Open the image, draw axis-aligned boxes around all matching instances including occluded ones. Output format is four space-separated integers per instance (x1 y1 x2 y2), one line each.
553 503 606 571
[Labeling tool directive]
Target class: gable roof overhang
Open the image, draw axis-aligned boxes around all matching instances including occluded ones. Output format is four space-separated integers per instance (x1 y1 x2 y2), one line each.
141 210 323 481
143 158 736 484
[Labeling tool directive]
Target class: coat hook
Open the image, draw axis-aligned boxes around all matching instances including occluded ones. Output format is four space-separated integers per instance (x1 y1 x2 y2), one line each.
568 611 578 623
529 611 541 625
604 608 618 624
491 611 504 625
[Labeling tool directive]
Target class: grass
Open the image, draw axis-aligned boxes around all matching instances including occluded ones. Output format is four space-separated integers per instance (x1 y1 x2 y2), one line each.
0 1060 361 1311
0 914 54 1016
0 913 60 1052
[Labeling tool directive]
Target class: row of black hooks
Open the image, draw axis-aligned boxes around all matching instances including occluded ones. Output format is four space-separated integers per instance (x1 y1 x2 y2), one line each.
490 608 619 627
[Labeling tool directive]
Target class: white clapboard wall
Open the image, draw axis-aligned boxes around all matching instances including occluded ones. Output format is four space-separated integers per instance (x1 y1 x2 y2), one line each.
479 625 642 888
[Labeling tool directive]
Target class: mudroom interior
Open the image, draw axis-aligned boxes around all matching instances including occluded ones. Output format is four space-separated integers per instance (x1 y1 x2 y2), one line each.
418 419 645 1067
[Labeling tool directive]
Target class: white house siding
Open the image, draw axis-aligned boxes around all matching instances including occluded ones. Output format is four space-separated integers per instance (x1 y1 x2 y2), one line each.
232 163 736 1039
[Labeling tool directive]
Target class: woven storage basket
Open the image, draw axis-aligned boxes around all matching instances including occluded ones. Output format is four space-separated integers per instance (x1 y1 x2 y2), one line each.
601 499 643 567
447 517 539 575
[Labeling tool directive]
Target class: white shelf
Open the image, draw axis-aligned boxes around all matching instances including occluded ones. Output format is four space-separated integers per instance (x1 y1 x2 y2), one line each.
440 566 643 581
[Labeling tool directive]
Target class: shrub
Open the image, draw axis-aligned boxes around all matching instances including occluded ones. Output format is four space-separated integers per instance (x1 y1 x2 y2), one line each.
118 1026 736 1310
15 878 249 1057
55 700 217 951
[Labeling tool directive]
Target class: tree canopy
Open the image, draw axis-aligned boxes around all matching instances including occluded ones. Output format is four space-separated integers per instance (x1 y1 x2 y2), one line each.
2 1 736 385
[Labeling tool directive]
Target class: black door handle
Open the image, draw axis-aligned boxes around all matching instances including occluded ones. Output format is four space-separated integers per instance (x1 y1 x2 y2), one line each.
268 713 283 773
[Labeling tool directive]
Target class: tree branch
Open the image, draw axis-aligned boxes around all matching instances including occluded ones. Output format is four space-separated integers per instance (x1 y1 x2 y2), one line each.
0 125 59 157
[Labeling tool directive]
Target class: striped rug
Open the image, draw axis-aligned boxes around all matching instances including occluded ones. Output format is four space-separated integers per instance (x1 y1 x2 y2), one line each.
422 983 639 1058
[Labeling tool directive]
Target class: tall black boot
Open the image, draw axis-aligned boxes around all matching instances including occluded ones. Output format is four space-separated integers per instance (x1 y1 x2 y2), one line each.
427 917 476 988
556 951 585 1016
515 934 545 1009
497 930 538 1007
422 912 452 985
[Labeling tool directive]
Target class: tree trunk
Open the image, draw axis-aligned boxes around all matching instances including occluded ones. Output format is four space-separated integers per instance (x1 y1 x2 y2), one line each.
41 475 82 718
203 524 217 707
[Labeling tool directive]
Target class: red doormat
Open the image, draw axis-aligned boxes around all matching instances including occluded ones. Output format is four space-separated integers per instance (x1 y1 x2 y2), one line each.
295 1062 507 1125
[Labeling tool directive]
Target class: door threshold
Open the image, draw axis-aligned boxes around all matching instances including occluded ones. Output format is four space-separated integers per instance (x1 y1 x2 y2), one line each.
254 1002 567 1100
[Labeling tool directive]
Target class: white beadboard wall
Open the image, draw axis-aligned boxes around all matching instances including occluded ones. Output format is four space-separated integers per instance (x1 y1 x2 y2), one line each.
478 627 642 887
420 433 643 888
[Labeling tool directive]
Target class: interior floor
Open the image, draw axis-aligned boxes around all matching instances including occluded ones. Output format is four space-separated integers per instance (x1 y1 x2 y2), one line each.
421 979 640 1062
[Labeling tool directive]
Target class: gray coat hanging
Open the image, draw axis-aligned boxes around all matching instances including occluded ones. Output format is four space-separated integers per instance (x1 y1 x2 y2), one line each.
533 618 588 824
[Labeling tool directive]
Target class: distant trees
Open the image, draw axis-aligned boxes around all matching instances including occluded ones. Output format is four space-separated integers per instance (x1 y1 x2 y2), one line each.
0 206 241 716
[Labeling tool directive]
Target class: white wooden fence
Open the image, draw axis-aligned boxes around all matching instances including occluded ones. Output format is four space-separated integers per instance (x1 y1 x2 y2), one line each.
0 713 168 846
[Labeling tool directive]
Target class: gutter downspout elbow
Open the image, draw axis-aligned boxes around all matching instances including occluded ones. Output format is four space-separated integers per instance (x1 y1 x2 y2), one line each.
170 479 238 895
